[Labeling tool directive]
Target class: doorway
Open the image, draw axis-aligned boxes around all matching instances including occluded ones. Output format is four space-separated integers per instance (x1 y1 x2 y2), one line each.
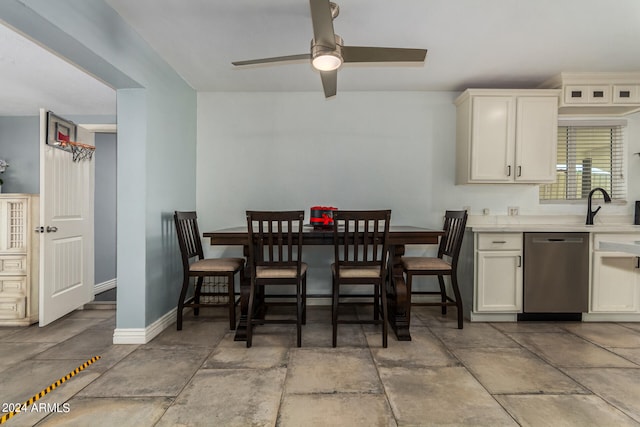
88 127 117 307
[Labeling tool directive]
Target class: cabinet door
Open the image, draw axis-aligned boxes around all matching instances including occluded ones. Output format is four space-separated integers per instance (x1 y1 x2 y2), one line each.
564 85 611 104
613 85 640 104
514 96 558 183
470 96 514 182
0 198 28 253
591 252 640 313
476 250 522 312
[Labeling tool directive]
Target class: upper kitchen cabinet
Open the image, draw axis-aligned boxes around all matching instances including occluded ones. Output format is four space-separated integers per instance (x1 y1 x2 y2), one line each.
541 72 640 116
455 89 560 184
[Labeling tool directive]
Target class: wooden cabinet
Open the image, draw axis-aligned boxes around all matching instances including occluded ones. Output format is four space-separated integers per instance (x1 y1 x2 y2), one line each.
455 89 559 184
474 233 523 313
0 194 39 325
591 233 640 314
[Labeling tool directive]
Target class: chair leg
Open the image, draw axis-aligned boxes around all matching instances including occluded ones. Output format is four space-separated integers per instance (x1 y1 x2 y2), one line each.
296 279 303 348
246 281 256 348
437 275 447 315
302 274 307 325
228 273 236 330
380 280 388 348
332 275 339 348
177 275 190 331
451 272 464 329
193 277 204 316
373 281 380 321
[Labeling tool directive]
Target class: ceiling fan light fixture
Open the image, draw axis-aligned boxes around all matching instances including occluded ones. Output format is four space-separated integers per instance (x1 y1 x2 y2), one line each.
311 34 344 71
312 53 342 71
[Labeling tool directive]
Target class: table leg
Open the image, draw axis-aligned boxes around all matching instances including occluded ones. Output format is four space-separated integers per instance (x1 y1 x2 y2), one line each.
388 244 412 341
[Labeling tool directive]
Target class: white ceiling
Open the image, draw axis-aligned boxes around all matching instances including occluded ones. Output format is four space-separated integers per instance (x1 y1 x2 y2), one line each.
2 0 640 116
0 23 116 117
106 0 640 92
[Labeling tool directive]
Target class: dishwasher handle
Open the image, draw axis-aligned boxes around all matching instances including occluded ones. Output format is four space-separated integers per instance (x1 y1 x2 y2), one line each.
531 237 585 244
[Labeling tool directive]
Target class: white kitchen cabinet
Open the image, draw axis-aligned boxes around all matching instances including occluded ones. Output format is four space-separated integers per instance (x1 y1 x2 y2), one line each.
455 89 559 184
612 85 640 104
591 233 640 313
474 233 523 313
541 72 640 116
0 194 39 325
564 85 611 104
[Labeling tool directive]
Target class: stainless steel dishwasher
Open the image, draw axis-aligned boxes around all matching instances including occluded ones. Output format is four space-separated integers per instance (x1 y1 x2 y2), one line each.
522 232 589 320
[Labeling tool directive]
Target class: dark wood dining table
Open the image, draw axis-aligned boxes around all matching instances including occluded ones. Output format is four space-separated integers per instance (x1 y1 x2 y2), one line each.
203 225 443 341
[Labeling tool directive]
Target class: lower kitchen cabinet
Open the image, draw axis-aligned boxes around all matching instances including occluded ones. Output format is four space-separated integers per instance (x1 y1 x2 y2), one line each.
591 232 640 314
592 252 640 312
474 233 523 315
465 228 640 322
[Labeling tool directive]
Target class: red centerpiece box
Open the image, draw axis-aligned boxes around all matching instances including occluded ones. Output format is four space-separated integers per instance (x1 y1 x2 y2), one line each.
310 206 337 229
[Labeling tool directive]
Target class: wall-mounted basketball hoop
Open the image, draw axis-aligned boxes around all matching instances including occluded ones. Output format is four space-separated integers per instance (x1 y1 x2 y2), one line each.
46 111 95 162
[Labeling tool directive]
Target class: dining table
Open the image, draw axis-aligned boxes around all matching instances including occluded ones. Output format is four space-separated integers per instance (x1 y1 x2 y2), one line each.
203 225 444 341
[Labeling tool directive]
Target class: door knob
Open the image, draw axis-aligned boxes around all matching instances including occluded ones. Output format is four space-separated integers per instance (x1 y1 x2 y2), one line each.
34 226 44 233
46 226 58 233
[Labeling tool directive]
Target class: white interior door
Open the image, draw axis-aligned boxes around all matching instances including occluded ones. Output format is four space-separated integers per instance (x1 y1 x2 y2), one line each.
39 109 95 326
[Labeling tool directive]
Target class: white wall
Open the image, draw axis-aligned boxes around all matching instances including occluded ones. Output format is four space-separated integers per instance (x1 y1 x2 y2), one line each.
196 91 640 295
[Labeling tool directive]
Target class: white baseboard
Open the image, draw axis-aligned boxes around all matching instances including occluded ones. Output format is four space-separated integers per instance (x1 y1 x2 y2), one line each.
94 278 117 295
112 307 177 344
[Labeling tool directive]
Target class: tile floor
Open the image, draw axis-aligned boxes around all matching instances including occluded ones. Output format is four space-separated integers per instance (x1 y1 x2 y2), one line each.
1 306 640 426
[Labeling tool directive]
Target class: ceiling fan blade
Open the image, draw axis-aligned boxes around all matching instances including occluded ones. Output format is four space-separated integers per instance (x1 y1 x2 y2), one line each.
310 0 336 48
320 70 337 98
232 54 310 66
342 46 427 63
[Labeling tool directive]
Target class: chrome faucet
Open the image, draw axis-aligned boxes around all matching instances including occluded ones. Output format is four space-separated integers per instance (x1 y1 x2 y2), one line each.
586 187 611 225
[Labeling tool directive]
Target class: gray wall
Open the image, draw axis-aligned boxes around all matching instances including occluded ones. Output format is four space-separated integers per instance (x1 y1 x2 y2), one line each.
94 132 117 285
0 116 39 194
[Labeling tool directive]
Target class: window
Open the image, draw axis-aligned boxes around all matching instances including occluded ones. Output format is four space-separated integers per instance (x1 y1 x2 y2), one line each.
540 121 625 202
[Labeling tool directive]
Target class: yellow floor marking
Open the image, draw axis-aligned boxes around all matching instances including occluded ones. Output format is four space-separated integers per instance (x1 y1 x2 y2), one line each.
0 356 101 424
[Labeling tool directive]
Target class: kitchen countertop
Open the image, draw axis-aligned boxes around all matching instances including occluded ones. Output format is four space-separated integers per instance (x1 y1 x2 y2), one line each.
465 215 640 233
468 223 640 232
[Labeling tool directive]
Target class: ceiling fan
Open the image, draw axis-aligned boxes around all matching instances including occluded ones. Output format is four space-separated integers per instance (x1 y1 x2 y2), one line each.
232 0 428 98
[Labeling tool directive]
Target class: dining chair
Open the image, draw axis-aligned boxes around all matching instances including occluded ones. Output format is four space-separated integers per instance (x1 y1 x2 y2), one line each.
401 210 468 329
332 209 391 348
174 211 245 331
246 210 307 348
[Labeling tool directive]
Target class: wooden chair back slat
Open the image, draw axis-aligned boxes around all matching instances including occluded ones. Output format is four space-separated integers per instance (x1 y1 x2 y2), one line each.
438 210 468 265
247 210 305 269
333 210 391 270
174 211 204 266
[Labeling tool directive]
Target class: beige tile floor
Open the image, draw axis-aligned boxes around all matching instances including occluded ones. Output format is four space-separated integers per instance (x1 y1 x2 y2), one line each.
1 306 640 426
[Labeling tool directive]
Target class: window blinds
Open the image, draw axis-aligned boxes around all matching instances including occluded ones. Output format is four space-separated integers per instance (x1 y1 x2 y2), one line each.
540 121 626 201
